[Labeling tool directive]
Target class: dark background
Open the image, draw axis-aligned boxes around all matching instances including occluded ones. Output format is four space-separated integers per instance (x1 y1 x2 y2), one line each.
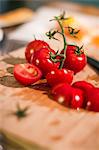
0 0 99 13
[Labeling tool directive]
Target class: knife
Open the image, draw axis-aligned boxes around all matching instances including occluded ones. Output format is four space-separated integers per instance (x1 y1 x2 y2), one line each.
87 56 99 71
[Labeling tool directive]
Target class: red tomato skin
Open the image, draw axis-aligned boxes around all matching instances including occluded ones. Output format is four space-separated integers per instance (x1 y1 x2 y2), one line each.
25 40 50 63
32 48 60 76
62 45 87 74
70 88 84 109
86 88 99 112
14 64 42 85
46 68 74 87
51 83 72 106
72 81 94 92
72 81 94 108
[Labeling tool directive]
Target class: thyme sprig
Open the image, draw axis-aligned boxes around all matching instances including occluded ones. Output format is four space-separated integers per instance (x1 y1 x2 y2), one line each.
46 30 59 41
66 26 80 38
12 103 29 119
50 11 70 21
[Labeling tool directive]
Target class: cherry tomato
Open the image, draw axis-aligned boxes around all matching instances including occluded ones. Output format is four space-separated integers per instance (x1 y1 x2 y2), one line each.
14 63 42 85
72 81 94 92
51 83 72 106
86 88 99 112
32 48 60 76
62 45 87 74
70 87 84 110
46 68 74 87
72 81 94 108
25 40 50 63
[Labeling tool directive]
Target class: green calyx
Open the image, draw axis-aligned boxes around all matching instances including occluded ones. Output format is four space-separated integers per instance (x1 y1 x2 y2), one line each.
75 45 84 55
50 52 63 63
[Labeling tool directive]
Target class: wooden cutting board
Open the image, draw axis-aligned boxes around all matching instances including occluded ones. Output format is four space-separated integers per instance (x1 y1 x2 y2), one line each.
0 47 99 150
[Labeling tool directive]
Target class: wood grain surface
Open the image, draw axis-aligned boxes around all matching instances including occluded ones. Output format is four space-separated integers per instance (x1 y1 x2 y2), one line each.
0 47 99 150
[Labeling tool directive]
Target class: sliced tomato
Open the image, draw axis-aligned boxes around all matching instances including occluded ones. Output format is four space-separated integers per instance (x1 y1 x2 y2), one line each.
14 63 42 85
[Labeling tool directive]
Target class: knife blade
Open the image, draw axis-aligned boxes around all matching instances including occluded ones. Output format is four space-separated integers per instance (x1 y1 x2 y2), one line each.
87 56 99 71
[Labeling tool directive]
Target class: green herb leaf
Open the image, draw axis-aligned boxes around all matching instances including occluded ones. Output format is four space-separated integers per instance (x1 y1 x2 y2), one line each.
12 103 29 119
66 26 80 38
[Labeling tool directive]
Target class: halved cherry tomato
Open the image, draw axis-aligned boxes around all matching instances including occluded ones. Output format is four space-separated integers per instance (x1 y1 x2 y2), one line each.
51 83 72 106
70 87 84 109
61 45 87 74
32 48 60 76
86 88 99 112
25 40 50 63
46 68 74 87
14 63 42 85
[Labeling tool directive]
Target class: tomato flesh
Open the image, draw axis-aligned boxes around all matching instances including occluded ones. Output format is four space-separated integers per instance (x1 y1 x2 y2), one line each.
14 63 42 85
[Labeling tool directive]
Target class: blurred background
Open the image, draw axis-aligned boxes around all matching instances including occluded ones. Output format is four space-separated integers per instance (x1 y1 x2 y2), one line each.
0 0 99 13
0 0 99 55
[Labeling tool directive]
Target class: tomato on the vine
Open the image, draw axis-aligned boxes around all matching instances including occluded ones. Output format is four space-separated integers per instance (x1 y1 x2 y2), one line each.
32 48 60 76
25 40 50 63
14 63 42 85
62 45 87 74
46 68 74 87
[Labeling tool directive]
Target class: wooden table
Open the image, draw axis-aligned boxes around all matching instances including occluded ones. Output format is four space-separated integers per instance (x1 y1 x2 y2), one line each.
0 2 99 150
0 46 99 150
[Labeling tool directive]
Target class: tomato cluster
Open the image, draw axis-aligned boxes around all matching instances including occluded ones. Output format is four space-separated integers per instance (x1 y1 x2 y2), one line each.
52 81 99 112
13 12 99 112
13 40 99 112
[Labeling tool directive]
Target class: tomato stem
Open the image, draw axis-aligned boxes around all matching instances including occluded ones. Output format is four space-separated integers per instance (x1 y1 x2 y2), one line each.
54 16 67 69
50 52 61 63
